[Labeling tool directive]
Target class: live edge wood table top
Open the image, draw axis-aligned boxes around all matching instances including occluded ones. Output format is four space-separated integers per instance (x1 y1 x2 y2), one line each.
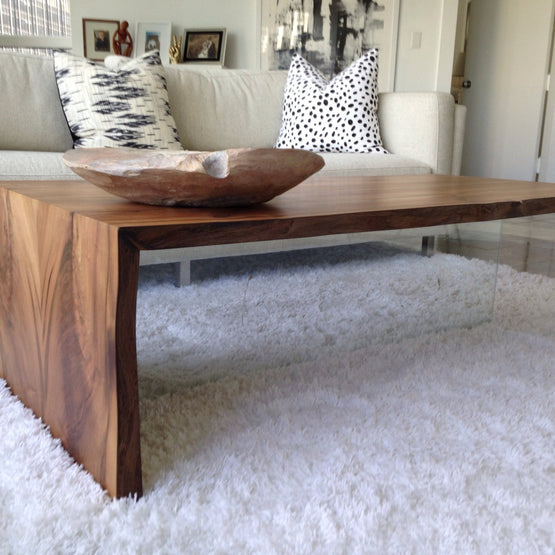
1 173 555 499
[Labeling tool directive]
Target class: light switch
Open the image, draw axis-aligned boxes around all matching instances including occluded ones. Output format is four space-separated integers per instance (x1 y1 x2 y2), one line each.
410 31 422 49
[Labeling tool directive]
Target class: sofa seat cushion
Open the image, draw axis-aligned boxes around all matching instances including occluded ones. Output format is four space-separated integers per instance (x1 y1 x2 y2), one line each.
0 151 80 181
318 153 431 177
0 150 431 182
53 50 183 150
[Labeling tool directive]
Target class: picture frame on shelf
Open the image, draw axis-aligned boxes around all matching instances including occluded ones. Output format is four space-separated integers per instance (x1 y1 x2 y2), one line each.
82 18 120 61
182 28 226 66
259 0 399 92
135 22 172 64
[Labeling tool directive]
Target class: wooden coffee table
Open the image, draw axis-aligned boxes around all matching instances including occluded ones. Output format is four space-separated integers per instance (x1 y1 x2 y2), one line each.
1 173 555 498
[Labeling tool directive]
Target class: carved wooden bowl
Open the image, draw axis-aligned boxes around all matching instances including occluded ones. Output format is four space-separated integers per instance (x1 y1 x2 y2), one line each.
63 147 325 207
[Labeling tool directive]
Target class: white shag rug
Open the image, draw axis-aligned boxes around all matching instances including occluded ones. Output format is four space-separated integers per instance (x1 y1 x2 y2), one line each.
0 243 553 554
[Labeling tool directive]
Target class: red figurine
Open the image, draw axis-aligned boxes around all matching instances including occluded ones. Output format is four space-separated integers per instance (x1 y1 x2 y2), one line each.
113 20 133 57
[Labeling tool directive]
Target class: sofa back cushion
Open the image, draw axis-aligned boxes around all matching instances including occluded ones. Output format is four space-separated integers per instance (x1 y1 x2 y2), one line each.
0 53 73 152
165 66 288 150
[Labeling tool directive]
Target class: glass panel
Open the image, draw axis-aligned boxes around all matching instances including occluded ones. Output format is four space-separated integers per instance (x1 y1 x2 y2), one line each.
337 220 502 340
137 221 503 390
499 215 555 278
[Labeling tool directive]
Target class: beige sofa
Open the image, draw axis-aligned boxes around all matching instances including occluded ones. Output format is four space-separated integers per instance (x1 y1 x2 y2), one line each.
0 52 466 283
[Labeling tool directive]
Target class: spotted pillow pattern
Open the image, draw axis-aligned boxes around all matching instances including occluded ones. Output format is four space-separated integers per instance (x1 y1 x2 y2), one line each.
53 50 182 150
276 50 387 154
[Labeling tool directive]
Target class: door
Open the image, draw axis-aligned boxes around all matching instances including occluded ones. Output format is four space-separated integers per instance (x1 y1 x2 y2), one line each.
461 0 554 180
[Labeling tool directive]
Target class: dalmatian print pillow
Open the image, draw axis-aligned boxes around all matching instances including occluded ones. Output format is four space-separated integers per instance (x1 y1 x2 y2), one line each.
276 50 388 154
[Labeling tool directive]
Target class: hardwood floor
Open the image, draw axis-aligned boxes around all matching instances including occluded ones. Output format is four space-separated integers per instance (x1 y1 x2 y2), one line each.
438 215 555 278
501 215 555 277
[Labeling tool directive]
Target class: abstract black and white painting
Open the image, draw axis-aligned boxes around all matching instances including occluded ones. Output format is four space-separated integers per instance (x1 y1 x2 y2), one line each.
260 0 399 91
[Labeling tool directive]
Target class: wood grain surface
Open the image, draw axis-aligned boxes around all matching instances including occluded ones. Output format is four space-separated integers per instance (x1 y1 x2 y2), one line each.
0 187 142 498
4 173 555 228
1 172 555 499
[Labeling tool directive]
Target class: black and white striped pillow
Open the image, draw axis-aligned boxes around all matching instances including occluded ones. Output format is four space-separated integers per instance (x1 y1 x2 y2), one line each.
53 50 182 150
276 50 388 154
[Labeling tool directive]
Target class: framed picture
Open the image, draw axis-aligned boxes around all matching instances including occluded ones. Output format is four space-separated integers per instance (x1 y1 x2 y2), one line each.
82 18 120 61
135 22 172 64
259 0 400 92
183 29 227 65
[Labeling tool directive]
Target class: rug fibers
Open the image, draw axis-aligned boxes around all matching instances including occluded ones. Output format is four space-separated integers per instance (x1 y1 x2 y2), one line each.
0 243 553 554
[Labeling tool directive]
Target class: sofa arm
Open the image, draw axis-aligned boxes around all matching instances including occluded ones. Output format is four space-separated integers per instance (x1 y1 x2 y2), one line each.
378 92 458 175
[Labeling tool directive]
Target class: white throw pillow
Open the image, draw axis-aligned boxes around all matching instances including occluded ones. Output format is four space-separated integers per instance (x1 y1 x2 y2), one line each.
276 50 388 154
53 50 183 150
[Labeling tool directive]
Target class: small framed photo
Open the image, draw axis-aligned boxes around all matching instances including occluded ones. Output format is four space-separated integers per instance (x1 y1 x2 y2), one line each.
135 22 172 64
82 18 120 61
183 28 226 65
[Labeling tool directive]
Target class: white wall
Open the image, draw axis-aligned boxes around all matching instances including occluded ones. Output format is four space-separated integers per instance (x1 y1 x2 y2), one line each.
69 0 457 92
394 0 442 90
394 0 458 92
